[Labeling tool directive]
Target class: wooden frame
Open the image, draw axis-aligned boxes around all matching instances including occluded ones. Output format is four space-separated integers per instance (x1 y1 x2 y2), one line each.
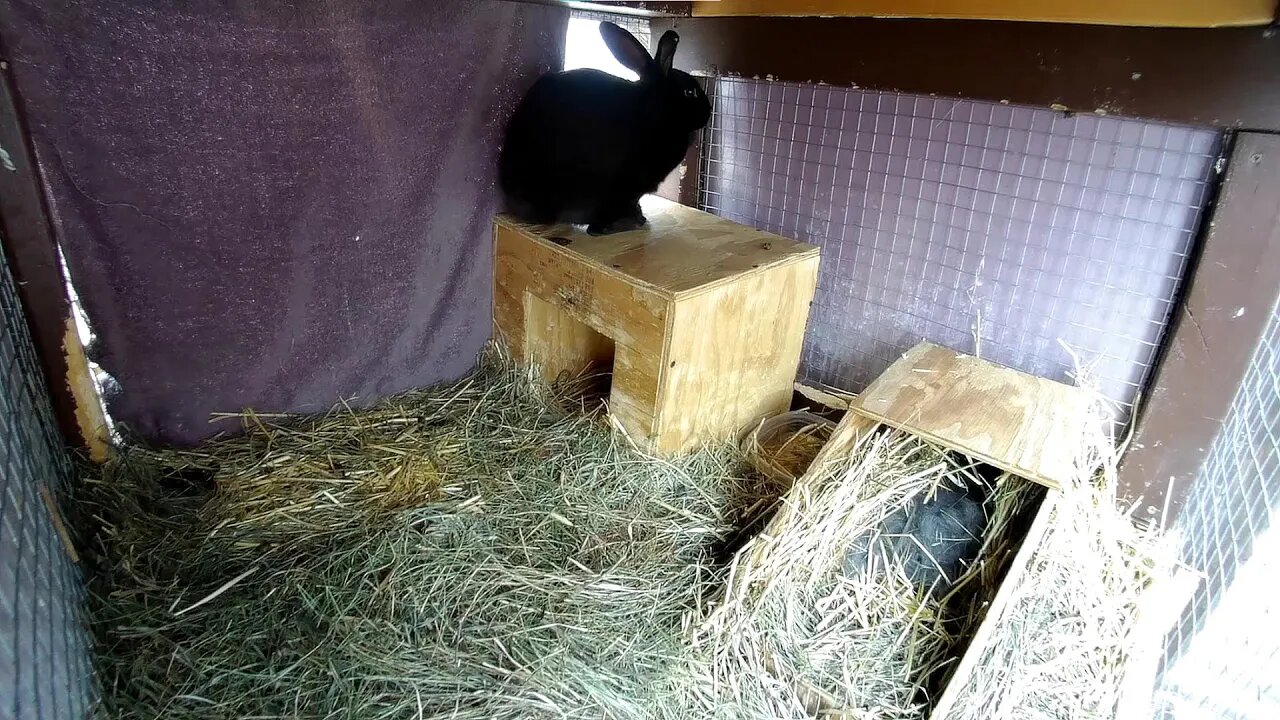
652 16 1280 131
0 62 105 456
1119 132 1280 523
689 0 1275 27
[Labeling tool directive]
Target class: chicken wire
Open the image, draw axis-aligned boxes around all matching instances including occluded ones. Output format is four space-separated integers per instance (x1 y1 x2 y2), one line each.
1155 296 1280 720
700 78 1222 419
0 248 94 719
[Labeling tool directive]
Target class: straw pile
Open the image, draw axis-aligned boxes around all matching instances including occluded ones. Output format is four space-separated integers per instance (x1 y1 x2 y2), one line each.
930 400 1182 720
78 342 1177 720
78 347 758 719
743 417 833 485
697 427 1042 719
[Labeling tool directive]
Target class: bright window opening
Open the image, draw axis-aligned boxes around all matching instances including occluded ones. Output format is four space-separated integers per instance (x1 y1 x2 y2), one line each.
563 14 650 81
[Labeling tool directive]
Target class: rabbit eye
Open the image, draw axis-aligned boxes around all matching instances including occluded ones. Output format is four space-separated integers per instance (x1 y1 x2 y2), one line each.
684 88 698 98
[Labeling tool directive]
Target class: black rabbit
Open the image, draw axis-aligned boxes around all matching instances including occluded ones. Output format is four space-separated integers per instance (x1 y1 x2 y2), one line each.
499 23 711 236
843 482 990 596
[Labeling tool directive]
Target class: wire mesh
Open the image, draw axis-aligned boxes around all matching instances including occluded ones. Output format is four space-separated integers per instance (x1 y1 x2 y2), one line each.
700 78 1222 417
565 9 652 76
567 8 650 38
1155 297 1280 719
0 247 94 719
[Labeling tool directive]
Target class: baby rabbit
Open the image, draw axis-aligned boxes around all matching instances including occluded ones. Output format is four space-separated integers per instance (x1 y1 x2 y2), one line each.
499 22 711 236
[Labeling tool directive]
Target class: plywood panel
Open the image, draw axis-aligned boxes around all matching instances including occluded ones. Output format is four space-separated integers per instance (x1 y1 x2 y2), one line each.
494 198 820 454
522 294 614 383
496 195 817 296
850 342 1094 488
657 257 819 451
691 0 1274 27
494 223 669 354
611 344 664 443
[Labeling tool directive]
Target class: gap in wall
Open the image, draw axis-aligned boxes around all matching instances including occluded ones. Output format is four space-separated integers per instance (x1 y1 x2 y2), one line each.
56 246 115 441
564 11 651 77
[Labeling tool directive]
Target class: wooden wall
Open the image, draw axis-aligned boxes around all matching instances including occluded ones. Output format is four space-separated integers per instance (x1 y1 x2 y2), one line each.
656 17 1280 131
691 0 1276 27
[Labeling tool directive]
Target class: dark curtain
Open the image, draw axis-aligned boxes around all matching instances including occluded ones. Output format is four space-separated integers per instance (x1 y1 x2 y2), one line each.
0 0 566 445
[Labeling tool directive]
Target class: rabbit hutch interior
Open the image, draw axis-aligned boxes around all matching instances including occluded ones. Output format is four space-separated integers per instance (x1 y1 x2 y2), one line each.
0 1 1278 718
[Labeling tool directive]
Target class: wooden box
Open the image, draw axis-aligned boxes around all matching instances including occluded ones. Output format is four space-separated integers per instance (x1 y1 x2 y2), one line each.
494 195 820 454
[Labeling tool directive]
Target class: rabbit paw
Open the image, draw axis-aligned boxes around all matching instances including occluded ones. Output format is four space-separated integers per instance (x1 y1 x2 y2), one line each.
587 212 647 236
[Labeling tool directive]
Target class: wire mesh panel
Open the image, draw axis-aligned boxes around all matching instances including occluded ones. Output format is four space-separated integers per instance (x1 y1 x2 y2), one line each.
0 249 94 719
700 78 1222 416
1156 298 1280 719
565 9 651 77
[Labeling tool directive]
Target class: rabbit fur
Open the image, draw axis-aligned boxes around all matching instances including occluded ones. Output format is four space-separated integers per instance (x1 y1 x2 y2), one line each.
499 22 711 236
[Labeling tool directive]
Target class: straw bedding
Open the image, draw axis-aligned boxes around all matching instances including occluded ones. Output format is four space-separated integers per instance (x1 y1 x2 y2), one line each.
77 346 1176 720
743 420 833 485
931 402 1182 720
79 350 751 719
698 429 1042 719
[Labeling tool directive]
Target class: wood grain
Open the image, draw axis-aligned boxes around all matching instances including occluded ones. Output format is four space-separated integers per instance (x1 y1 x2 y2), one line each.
850 342 1094 489
495 195 817 296
927 491 1058 720
494 195 819 453
690 0 1273 26
656 259 818 451
794 381 854 411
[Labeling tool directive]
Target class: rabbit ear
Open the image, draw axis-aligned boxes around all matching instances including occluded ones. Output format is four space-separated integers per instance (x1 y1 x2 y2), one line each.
599 22 652 76
654 30 678 76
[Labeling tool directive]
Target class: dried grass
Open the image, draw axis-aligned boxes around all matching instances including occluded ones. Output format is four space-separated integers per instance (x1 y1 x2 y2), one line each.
77 343 1176 720
744 420 833 485
77 346 757 720
695 428 1041 720
931 392 1182 720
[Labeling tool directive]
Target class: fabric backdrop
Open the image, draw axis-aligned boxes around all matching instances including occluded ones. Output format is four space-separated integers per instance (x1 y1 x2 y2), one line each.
1 0 566 445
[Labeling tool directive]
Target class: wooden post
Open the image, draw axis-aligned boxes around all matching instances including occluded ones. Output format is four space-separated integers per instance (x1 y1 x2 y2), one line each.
1120 132 1280 523
0 62 108 459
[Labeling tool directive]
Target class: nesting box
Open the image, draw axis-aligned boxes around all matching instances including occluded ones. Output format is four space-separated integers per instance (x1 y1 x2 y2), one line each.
494 195 820 454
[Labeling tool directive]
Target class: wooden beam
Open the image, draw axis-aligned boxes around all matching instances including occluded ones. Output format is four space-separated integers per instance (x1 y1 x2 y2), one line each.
690 0 1274 28
1119 132 1280 523
501 0 691 16
654 16 1280 131
0 61 90 453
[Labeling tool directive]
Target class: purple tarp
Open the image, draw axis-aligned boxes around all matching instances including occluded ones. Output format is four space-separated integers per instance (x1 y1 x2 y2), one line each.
1 0 566 445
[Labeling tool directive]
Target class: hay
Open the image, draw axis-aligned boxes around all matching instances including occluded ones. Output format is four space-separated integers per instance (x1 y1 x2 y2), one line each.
695 428 1041 719
78 346 758 720
79 342 1177 720
931 397 1182 720
743 417 833 485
